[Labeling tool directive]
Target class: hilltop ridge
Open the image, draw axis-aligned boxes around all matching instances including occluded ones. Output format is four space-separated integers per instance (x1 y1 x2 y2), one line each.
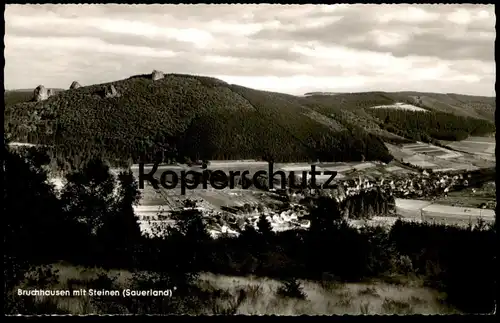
4 73 495 171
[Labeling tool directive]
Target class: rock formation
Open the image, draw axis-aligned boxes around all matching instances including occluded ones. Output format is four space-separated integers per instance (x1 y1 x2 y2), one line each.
47 89 54 97
70 81 81 89
104 84 119 98
33 85 50 102
152 70 165 81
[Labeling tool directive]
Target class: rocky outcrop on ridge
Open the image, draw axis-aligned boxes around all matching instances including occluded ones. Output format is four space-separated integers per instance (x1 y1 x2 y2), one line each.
152 70 165 81
103 84 120 98
33 85 51 102
70 81 82 89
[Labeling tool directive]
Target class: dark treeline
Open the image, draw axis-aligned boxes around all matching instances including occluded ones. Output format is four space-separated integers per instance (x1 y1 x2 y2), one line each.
4 140 496 315
341 190 395 219
368 108 496 142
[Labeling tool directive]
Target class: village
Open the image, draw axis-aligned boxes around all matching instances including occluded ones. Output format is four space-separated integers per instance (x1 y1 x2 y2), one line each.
135 158 496 238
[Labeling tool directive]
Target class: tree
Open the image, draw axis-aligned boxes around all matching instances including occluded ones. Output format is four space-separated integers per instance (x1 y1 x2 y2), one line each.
163 202 212 288
277 278 307 300
3 138 65 313
97 170 143 267
60 158 116 236
257 214 273 237
307 196 343 234
59 158 119 265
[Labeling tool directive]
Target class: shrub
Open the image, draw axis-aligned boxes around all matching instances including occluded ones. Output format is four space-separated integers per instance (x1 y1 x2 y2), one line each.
276 278 307 300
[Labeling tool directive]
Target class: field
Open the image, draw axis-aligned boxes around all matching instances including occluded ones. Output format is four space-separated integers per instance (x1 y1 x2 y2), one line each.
393 198 495 226
442 136 495 161
385 166 404 172
421 204 495 226
400 143 462 160
17 263 458 315
385 140 495 171
370 102 429 112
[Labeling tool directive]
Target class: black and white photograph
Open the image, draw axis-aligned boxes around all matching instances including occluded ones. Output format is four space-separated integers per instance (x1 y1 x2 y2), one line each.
3 3 496 315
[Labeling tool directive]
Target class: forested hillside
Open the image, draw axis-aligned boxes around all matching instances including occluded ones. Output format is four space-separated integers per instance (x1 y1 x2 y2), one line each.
390 91 496 121
368 109 495 141
302 91 495 121
4 73 495 171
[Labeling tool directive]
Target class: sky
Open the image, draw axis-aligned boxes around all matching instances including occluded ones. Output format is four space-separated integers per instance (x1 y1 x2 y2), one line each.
4 4 496 96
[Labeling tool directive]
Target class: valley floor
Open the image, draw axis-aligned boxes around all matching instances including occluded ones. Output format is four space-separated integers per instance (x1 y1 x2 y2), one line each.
134 197 495 238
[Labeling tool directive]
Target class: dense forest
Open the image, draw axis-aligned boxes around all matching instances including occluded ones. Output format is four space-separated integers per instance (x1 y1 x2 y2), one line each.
4 74 495 172
4 75 393 170
4 141 496 314
368 108 496 142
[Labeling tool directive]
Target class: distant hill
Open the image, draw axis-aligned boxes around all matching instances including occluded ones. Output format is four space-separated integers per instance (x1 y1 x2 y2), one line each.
4 73 495 171
4 88 65 107
305 91 495 121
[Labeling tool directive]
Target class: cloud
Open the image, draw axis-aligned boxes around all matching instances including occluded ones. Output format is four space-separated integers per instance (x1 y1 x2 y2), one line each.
250 4 495 62
4 4 495 96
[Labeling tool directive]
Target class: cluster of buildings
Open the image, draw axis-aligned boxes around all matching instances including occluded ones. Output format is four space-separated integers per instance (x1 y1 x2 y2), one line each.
186 182 397 237
139 203 312 238
378 171 471 199
204 207 312 238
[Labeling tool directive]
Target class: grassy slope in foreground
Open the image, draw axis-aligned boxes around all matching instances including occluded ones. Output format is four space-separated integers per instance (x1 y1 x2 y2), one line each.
19 263 458 315
4 74 393 168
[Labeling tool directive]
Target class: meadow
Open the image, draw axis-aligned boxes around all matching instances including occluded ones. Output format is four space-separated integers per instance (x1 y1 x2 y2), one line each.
15 263 458 315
